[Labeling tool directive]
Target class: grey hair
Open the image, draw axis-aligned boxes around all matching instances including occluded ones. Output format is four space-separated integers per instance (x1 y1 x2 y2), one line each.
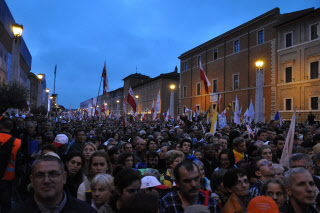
91 173 115 191
31 155 64 174
184 204 210 213
105 138 117 145
289 153 313 168
273 164 284 172
193 159 204 168
232 137 244 147
143 169 161 181
283 167 310 187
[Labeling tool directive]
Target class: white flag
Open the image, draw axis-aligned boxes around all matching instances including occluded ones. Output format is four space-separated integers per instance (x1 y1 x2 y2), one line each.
153 90 160 121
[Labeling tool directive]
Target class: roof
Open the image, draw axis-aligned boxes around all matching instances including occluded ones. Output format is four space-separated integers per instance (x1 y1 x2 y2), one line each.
122 73 150 81
274 7 318 28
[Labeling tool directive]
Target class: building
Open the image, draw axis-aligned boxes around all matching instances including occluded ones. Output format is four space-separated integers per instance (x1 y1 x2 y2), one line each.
179 8 280 122
275 8 320 122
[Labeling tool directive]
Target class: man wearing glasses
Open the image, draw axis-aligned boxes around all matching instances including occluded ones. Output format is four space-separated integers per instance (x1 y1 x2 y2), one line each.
248 156 275 200
10 155 96 213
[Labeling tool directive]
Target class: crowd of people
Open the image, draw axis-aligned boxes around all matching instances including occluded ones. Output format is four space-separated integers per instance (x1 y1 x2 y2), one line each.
0 113 320 213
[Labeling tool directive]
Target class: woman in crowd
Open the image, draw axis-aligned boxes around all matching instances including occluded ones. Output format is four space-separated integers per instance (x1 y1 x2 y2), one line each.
162 150 184 188
193 159 211 192
215 149 236 171
261 178 286 210
117 152 135 169
108 146 120 169
77 150 112 202
91 174 115 213
210 169 229 209
272 164 285 180
146 138 158 152
257 145 273 162
83 142 97 170
65 151 85 197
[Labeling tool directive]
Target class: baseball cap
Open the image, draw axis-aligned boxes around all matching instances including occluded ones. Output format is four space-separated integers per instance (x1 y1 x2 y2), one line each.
52 134 69 148
141 176 168 190
247 196 279 213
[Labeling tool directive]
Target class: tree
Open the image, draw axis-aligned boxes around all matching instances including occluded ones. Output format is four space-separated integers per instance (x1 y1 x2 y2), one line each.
0 82 27 114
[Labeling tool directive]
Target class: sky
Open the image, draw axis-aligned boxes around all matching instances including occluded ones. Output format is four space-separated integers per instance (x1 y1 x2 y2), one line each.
6 0 320 109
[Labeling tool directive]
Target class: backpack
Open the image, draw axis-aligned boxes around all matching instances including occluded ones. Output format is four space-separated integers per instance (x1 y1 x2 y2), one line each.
0 136 16 179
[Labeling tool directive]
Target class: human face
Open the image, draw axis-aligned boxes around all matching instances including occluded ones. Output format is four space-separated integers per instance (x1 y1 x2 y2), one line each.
175 144 181 151
276 140 285 151
274 169 284 180
124 144 133 152
271 132 277 139
213 137 219 144
198 165 205 179
290 160 313 174
256 159 275 178
259 133 268 142
92 183 112 208
148 141 157 151
204 145 216 161
45 122 52 130
220 154 230 169
124 156 134 168
235 142 246 153
26 123 35 134
169 157 183 170
229 175 249 198
194 151 203 160
120 180 141 202
66 156 82 176
177 128 183 135
305 132 313 139
76 131 86 143
147 157 159 168
219 139 228 149
35 136 43 145
307 151 315 159
83 145 95 160
261 148 272 161
30 161 66 205
176 165 200 198
160 146 167 159
136 139 146 152
286 172 316 205
265 183 285 208
91 156 108 175
181 142 191 154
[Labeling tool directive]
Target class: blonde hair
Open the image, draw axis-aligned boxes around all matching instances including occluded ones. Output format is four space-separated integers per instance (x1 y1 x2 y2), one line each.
165 150 185 166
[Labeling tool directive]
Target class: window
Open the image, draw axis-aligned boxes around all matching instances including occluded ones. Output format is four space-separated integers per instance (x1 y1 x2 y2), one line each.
212 79 218 93
196 83 201 95
184 61 188 71
234 40 239 53
311 24 319 40
212 104 216 111
310 61 319 79
258 30 264 44
285 99 292 111
285 67 292 83
285 32 292 48
214 49 218 60
183 86 187 97
198 56 201 66
233 74 239 90
311 97 318 110
232 101 236 112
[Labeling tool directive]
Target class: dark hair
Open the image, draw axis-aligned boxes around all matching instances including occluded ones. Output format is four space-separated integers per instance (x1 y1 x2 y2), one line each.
119 192 158 213
114 168 141 193
173 160 198 183
210 169 227 191
261 178 286 197
146 138 158 150
74 129 85 137
0 117 14 130
66 151 85 167
223 168 247 190
108 146 120 163
118 151 135 168
42 144 57 153
232 137 244 147
88 150 112 177
146 150 159 159
249 156 265 177
218 149 235 168
257 129 267 137
273 135 285 146
180 139 193 150
313 134 320 144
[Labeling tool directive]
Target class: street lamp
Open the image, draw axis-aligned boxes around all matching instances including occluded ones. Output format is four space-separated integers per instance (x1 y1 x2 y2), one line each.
38 73 44 81
116 100 120 103
9 23 23 83
12 24 23 39
255 60 264 123
170 84 176 90
255 61 264 70
135 95 139 114
169 84 176 119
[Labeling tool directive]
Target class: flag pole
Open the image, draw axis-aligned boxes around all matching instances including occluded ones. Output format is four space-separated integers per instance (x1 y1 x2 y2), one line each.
94 66 104 126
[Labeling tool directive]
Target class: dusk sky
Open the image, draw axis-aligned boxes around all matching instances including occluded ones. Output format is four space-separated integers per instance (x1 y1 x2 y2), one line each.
6 0 320 109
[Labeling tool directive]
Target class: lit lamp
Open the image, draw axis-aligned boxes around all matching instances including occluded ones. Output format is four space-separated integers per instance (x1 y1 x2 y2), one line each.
135 95 139 114
45 89 50 93
37 73 43 81
135 95 139 99
255 60 264 123
12 24 23 39
255 61 264 70
170 84 176 90
169 84 176 118
49 96 53 99
116 100 120 103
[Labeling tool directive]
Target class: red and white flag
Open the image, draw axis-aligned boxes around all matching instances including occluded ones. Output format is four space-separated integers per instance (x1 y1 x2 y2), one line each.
200 61 211 94
101 103 106 114
127 87 137 113
102 61 109 95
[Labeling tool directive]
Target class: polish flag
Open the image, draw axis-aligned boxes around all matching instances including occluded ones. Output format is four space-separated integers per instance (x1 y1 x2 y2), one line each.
102 61 109 95
199 61 211 94
127 87 136 113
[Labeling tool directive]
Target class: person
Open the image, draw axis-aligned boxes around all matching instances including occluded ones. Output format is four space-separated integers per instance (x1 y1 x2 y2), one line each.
117 151 135 169
121 143 132 153
91 174 114 213
193 150 203 160
215 149 236 170
308 111 316 125
83 142 97 170
273 136 286 163
273 164 285 180
140 176 168 198
232 137 247 163
201 144 218 179
108 146 120 169
162 150 184 188
135 138 146 162
210 169 229 209
10 155 96 213
146 138 158 152
69 129 87 153
218 137 228 150
160 160 219 213
193 159 211 192
180 139 193 157
0 117 22 212
283 168 317 213
65 151 85 197
221 168 249 213
261 178 286 210
257 145 273 162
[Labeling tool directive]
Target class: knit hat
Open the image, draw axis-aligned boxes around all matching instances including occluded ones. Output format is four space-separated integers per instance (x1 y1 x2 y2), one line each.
52 134 69 148
247 196 279 213
141 176 168 190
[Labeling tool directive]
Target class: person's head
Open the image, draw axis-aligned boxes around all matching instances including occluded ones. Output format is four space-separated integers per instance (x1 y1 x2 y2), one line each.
192 159 205 180
122 142 133 153
261 178 286 208
273 136 285 151
273 164 285 180
257 129 267 142
173 160 200 198
105 138 117 148
41 144 58 155
219 137 228 149
30 155 67 205
210 169 228 194
88 150 112 177
91 174 114 208
223 168 249 198
114 168 141 203
223 125 230 133
180 139 192 155
83 142 97 161
136 139 146 152
25 121 35 134
218 149 235 169
250 156 275 181
233 137 246 153
146 138 158 151
146 151 159 169
65 151 85 176
165 150 185 170
284 168 316 206
108 146 121 164
203 144 216 161
257 145 273 162
75 129 86 143
140 176 167 198
118 152 135 168
289 153 313 174
119 192 159 213
193 150 203 160
305 147 315 159
159 146 168 160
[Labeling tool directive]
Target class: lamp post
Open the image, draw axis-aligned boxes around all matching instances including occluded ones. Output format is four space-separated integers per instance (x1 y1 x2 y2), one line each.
135 95 139 115
116 100 120 119
37 74 44 109
46 89 50 113
9 23 23 83
170 84 176 119
255 60 264 123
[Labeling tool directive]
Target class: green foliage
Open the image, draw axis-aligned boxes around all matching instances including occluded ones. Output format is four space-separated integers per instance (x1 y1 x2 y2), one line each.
0 82 27 113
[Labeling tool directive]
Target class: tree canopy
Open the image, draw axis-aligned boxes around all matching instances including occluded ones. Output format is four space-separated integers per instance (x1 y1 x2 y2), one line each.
0 82 27 114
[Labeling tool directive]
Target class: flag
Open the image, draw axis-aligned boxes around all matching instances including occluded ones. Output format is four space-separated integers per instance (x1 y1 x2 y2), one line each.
153 90 160 121
248 99 255 123
127 87 137 113
165 108 170 121
185 108 192 113
199 61 211 94
203 106 211 118
101 103 106 114
234 96 241 125
102 61 109 95
246 124 255 139
280 107 296 167
227 103 232 110
151 99 155 114
274 111 280 120
243 108 249 124
210 105 218 134
221 108 227 116
217 94 222 112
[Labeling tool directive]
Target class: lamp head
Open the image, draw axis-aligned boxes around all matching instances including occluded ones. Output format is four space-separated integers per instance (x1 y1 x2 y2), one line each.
170 84 176 90
12 24 23 38
37 73 43 80
45 89 50 93
255 61 264 69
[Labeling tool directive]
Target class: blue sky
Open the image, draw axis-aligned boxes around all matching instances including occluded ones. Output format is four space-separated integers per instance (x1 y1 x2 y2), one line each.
6 0 320 108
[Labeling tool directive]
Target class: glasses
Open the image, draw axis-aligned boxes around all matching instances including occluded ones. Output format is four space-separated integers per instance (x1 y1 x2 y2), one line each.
258 161 273 170
33 171 64 181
